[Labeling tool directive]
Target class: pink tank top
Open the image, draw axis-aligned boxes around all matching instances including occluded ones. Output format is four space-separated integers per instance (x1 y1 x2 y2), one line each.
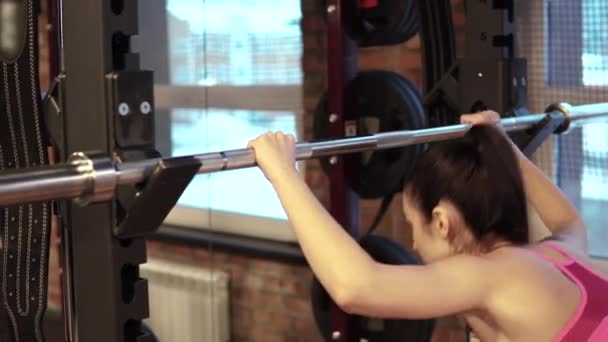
530 242 608 342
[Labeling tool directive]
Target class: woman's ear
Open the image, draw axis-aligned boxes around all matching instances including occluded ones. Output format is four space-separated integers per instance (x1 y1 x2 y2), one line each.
431 205 451 240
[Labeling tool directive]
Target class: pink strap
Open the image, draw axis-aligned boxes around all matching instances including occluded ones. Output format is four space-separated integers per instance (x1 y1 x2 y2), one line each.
542 242 608 283
588 317 608 342
538 241 576 266
525 241 574 267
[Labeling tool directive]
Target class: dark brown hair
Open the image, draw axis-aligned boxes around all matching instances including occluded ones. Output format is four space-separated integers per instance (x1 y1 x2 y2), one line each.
405 125 529 246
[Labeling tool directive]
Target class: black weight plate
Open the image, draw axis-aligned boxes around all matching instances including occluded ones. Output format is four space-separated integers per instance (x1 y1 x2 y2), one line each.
392 0 420 47
352 0 419 47
358 71 427 191
384 71 428 154
313 71 423 198
350 71 420 198
388 0 418 45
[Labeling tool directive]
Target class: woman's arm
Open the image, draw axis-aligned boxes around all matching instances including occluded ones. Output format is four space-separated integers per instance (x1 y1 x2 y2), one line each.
512 145 587 249
461 112 588 252
248 132 489 319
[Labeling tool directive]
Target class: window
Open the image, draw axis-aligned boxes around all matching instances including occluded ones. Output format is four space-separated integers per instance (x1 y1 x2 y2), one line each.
582 0 608 86
531 0 608 258
139 0 303 241
516 0 608 257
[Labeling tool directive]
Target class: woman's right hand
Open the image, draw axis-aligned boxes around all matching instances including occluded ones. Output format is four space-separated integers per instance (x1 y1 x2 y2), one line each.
460 110 502 130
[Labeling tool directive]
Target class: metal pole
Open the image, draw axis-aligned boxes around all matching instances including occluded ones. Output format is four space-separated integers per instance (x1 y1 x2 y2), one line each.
1 102 608 206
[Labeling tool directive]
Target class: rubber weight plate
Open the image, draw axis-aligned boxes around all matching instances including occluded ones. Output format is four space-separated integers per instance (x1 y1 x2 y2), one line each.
350 0 419 47
310 235 435 342
313 71 426 199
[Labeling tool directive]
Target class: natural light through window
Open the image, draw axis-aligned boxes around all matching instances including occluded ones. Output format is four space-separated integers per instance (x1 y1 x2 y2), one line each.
166 0 302 220
582 0 608 86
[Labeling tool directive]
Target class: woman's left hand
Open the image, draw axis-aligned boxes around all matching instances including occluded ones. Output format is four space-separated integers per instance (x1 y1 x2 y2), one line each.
247 131 297 184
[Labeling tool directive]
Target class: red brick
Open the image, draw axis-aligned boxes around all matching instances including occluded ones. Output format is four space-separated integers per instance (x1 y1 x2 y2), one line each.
292 317 320 337
231 304 254 335
224 264 248 284
231 320 250 340
306 169 328 187
231 287 284 310
284 297 313 316
48 292 62 309
436 316 466 329
432 327 451 342
279 277 309 296
405 34 421 50
191 248 212 260
358 47 401 70
452 11 466 28
301 0 323 15
304 94 321 112
232 303 253 321
238 273 305 296
48 284 62 297
240 273 267 290
229 255 256 271
301 16 327 33
253 310 293 330
248 258 296 277
302 56 326 73
243 325 287 342
310 186 329 208
290 266 313 279
172 245 194 257
400 49 423 70
451 330 467 342
232 325 252 339
303 34 324 53
145 240 162 251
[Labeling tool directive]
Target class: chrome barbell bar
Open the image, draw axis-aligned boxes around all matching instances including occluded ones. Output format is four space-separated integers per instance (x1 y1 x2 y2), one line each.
1 102 607 207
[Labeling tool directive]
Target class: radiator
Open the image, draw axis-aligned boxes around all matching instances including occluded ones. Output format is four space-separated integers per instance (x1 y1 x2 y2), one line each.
140 259 230 342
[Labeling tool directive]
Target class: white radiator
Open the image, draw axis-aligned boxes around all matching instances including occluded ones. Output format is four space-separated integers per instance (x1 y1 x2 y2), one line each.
140 259 230 342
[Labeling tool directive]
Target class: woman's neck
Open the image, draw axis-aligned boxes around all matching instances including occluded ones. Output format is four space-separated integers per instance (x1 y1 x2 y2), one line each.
465 238 514 255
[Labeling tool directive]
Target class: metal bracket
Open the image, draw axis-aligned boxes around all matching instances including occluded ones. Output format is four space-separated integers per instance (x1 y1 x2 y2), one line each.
422 63 460 112
518 112 566 157
106 70 155 149
459 57 527 114
42 74 66 159
114 156 202 239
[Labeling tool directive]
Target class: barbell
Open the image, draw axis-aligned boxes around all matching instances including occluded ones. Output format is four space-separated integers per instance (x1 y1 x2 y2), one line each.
0 102 607 207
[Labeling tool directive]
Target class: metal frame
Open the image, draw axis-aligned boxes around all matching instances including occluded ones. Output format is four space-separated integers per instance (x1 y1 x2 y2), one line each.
325 0 359 340
57 0 155 341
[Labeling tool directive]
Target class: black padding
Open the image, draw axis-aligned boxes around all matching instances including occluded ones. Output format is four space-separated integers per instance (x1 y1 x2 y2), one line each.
350 0 419 47
311 234 435 341
0 0 51 341
314 71 426 199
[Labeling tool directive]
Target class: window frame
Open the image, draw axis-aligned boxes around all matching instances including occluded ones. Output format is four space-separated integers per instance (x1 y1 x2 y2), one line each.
140 0 305 242
520 0 608 258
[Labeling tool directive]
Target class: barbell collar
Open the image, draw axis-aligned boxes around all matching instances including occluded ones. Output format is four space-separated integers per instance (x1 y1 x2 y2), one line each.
67 153 117 206
545 102 573 134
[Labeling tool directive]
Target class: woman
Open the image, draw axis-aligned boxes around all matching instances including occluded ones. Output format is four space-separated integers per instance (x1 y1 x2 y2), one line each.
247 111 608 341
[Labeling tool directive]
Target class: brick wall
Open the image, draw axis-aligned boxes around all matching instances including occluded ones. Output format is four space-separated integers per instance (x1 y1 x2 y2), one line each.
42 0 469 341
